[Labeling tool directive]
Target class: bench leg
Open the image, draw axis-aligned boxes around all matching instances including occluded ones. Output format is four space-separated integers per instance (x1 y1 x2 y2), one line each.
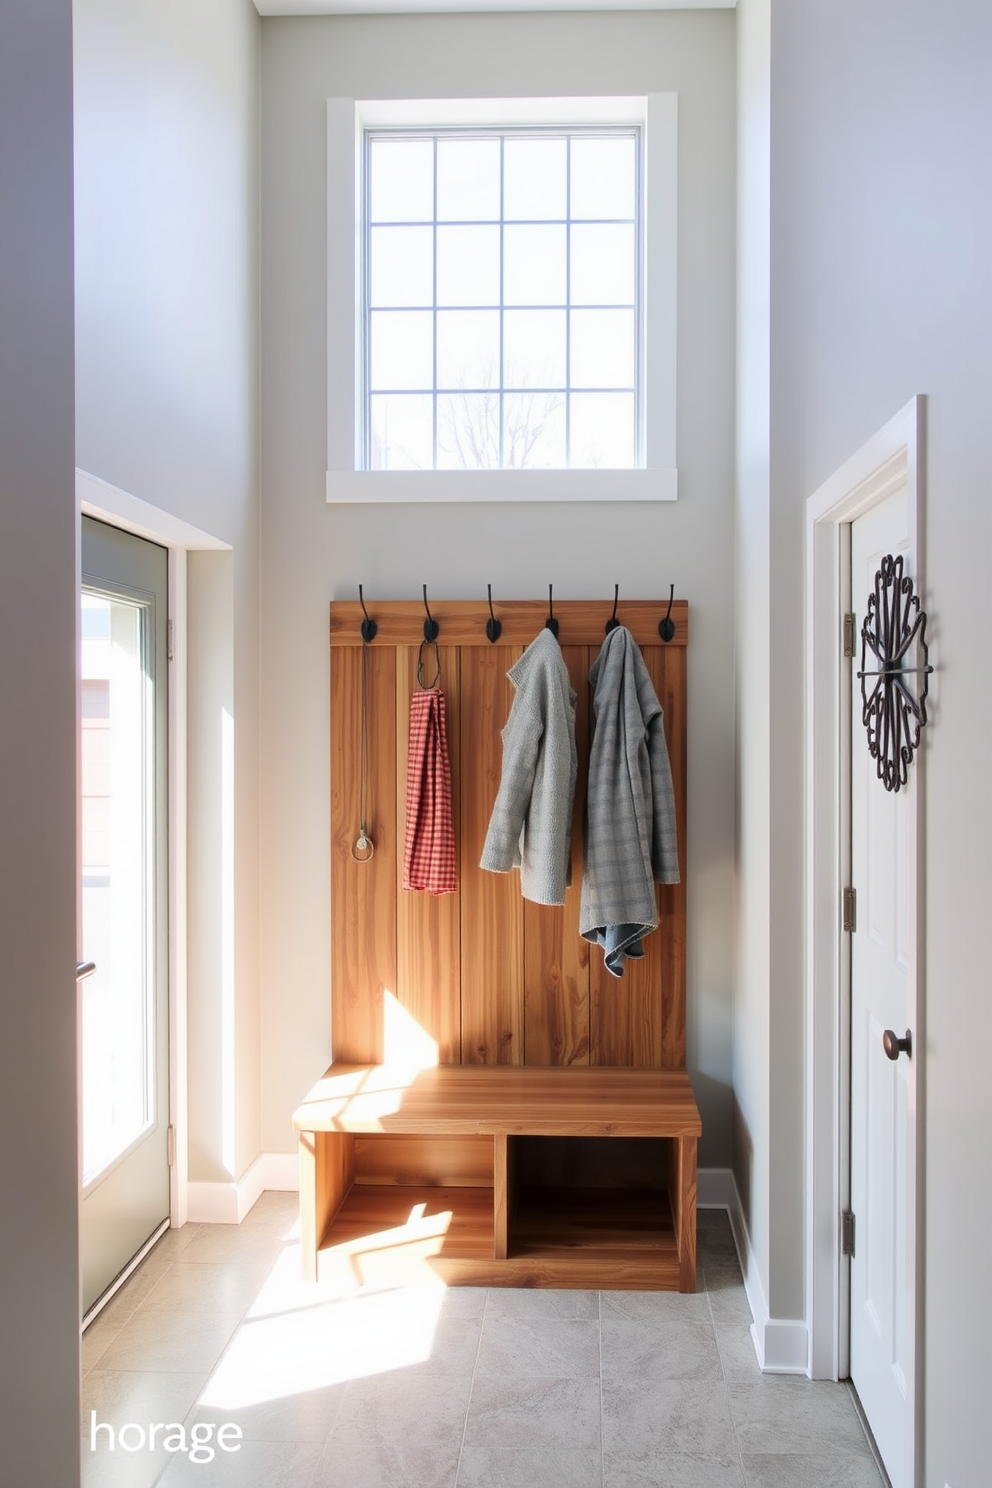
298 1130 354 1282
672 1134 698 1293
493 1133 516 1260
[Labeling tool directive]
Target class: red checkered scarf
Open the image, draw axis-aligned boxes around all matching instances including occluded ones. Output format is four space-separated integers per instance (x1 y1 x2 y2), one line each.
402 686 456 894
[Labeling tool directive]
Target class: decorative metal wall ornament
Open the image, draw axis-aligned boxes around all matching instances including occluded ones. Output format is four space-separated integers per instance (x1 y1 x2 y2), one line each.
857 553 933 793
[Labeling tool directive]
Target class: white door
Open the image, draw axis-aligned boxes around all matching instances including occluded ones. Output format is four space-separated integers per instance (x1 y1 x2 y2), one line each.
849 488 918 1486
80 516 170 1315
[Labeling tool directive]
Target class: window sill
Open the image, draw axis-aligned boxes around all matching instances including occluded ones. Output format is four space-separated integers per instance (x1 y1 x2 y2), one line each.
325 467 677 504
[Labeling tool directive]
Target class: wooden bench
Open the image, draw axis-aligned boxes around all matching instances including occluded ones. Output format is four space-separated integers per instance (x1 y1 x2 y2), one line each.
294 1063 701 1292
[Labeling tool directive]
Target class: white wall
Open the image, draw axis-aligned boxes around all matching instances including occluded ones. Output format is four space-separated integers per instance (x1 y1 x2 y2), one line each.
73 0 261 1183
733 0 773 1305
767 0 992 1478
259 9 737 1164
0 2 80 1483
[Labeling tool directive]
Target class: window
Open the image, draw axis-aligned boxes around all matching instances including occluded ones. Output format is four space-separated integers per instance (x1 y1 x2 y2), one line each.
364 129 640 472
327 96 677 502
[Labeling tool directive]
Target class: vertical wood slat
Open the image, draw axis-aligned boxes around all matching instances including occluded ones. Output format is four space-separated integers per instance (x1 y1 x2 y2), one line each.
524 646 591 1066
655 644 688 1067
459 646 524 1064
330 645 396 1064
395 645 462 1064
590 642 685 1068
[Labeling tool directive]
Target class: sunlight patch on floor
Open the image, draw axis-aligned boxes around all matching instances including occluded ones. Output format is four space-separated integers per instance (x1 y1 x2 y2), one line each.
197 1234 447 1410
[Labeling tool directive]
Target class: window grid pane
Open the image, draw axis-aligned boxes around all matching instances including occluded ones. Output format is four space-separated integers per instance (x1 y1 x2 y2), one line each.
364 127 639 471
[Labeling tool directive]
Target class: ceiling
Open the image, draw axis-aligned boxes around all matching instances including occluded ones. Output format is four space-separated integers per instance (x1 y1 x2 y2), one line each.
254 1 734 15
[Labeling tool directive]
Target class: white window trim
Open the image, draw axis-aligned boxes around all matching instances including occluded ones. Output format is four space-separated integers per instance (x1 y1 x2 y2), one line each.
326 94 677 503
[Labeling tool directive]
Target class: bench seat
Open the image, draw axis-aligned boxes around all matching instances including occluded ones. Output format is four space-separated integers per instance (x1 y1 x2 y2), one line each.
294 1063 701 1292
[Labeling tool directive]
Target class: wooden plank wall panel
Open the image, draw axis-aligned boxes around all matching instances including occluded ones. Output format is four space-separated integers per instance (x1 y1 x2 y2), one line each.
524 646 591 1066
654 644 688 1067
590 643 686 1068
395 645 462 1064
459 646 524 1064
330 645 396 1064
330 602 687 1073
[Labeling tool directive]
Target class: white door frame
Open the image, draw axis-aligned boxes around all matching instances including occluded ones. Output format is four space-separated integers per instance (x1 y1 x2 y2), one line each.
77 470 231 1232
804 397 924 1476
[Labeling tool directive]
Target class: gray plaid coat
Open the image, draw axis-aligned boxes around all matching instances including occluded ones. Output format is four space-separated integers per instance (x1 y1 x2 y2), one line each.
579 626 680 976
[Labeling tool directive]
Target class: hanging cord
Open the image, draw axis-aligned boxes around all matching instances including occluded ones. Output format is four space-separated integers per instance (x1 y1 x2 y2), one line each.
417 638 441 690
352 639 375 862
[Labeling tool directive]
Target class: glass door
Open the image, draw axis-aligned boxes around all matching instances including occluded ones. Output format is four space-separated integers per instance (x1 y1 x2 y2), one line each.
80 516 170 1316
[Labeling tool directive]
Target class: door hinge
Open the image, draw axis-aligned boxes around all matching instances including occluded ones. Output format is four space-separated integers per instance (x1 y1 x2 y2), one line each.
167 619 174 662
841 1209 856 1257
843 612 856 658
167 1124 175 1167
843 887 857 933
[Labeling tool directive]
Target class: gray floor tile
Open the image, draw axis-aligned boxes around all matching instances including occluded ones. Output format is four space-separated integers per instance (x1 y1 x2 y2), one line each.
730 1379 875 1457
483 1286 599 1320
604 1450 747 1488
394 1311 484 1378
97 1307 242 1375
157 1436 322 1485
435 1285 490 1319
72 1197 888 1488
140 1259 273 1315
464 1376 602 1453
601 1313 724 1382
603 1377 738 1460
704 1264 754 1326
317 1371 472 1488
185 1382 345 1443
82 1368 205 1439
177 1222 289 1267
697 1210 739 1252
88 1255 173 1327
457 1443 602 1488
149 1223 202 1260
715 1323 766 1385
742 1452 887 1487
311 1433 459 1488
475 1315 601 1377
601 1287 712 1323
240 1190 300 1229
82 1309 128 1377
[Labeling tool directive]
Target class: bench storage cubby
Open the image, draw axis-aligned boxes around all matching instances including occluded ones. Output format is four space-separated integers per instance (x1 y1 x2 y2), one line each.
295 1062 701 1291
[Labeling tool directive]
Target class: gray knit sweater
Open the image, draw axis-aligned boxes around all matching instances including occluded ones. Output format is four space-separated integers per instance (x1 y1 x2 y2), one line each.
479 628 578 906
580 626 680 975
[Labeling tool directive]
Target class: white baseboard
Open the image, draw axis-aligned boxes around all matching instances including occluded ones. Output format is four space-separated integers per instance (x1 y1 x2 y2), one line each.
709 1167 809 1375
186 1151 299 1225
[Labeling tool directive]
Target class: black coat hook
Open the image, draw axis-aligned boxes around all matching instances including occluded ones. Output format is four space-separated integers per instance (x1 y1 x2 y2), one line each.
545 583 560 640
605 583 621 633
422 585 439 642
358 584 377 643
486 584 502 643
658 584 676 642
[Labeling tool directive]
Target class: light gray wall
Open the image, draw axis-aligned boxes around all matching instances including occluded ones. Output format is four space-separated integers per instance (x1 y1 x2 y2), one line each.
768 0 992 1478
733 0 772 1295
259 10 737 1165
0 2 80 1483
73 0 262 1183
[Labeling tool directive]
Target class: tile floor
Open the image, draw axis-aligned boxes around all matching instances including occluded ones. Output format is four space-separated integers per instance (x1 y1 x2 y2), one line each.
81 1196 887 1488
